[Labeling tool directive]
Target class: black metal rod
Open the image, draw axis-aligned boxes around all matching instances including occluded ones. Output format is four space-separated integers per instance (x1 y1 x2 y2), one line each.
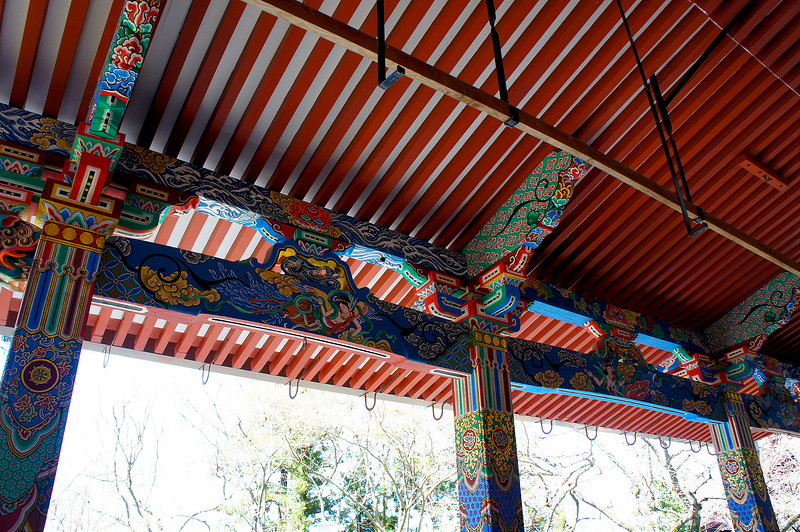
484 0 510 104
377 0 386 84
664 9 743 106
615 0 706 236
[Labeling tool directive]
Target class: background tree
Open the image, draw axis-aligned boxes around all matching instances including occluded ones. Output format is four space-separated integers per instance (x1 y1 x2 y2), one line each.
759 434 800 532
39 352 800 532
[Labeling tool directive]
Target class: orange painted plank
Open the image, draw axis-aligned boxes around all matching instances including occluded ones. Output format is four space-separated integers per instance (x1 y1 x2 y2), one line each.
10 0 49 108
112 312 136 347
165 1 247 155
195 325 223 363
133 316 157 351
332 354 364 387
43 0 91 117
0 288 13 326
250 335 284 373
232 331 263 368
317 351 351 383
154 321 178 353
268 339 303 375
175 322 204 358
91 307 113 342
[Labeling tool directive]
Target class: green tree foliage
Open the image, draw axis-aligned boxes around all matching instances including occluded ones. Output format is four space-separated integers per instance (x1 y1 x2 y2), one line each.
187 383 457 532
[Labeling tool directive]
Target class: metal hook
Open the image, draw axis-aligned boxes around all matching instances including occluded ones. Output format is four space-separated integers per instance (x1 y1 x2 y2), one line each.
584 425 598 441
689 440 702 453
706 442 717 456
659 436 671 449
102 346 111 368
539 418 553 435
431 402 444 421
288 379 299 399
623 432 637 446
364 391 377 411
200 363 211 385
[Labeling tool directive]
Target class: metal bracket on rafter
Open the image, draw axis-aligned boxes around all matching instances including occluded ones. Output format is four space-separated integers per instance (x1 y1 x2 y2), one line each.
616 0 708 238
377 0 404 90
504 105 519 128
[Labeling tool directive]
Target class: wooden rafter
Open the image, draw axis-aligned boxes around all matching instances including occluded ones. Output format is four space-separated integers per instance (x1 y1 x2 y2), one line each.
243 0 800 277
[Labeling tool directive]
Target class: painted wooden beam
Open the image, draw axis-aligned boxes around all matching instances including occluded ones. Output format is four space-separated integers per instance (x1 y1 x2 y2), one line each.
705 272 800 351
91 235 800 435
242 0 800 278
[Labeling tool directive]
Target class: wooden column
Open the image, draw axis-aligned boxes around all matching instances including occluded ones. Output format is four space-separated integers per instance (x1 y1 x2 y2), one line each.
710 392 778 532
0 178 121 531
453 330 523 532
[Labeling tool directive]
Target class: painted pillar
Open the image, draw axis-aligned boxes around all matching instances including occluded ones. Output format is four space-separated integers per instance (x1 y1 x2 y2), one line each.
0 2 164 525
0 176 121 530
453 330 523 532
710 392 778 532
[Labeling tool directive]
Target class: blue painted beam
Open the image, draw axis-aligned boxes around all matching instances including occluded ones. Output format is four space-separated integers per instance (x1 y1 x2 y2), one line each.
521 280 709 353
93 236 800 435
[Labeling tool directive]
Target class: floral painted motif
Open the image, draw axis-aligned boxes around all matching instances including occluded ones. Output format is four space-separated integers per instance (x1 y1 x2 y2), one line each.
464 150 589 277
534 370 564 389
705 272 800 351
569 372 594 392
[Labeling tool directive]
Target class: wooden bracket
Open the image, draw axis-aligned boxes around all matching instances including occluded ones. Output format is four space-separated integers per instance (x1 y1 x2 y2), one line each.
737 154 788 191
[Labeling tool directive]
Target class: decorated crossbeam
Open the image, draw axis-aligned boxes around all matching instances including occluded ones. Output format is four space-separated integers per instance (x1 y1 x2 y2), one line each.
519 276 707 353
0 104 468 277
704 272 800 352
660 339 800 402
0 142 197 293
92 237 800 434
463 150 589 277
95 236 467 367
653 279 800 394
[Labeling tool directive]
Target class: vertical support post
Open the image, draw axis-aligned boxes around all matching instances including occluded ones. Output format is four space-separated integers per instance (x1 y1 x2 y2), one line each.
0 2 160 528
710 392 778 532
453 330 523 532
0 179 121 531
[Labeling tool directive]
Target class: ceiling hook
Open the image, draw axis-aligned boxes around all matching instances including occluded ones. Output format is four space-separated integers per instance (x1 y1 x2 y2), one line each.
431 402 444 421
584 425 598 441
623 431 637 446
659 436 671 449
689 440 702 453
200 363 211 385
102 345 111 368
364 391 377 411
288 378 300 399
706 442 717 456
539 418 553 435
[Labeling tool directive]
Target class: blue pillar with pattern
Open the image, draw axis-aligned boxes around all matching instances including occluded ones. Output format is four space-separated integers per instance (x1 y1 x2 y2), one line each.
710 392 778 532
453 330 523 532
